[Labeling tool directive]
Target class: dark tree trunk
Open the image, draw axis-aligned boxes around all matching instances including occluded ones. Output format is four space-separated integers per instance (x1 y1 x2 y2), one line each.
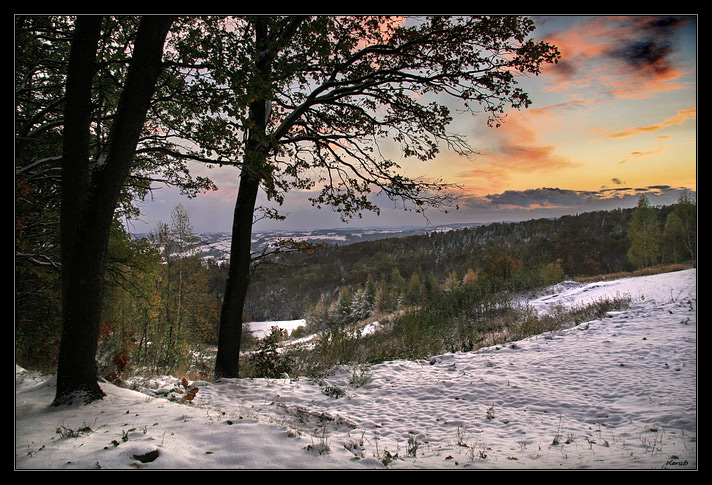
214 19 273 379
60 16 101 280
53 16 173 406
214 173 261 379
55 15 104 405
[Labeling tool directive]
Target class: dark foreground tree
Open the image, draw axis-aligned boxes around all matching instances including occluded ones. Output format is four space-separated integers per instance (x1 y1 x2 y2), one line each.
169 16 559 379
53 16 174 405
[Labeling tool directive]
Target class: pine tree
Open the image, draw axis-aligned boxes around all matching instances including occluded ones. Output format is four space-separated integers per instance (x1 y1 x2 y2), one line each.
627 195 662 269
662 190 696 264
305 299 332 333
351 278 377 321
336 287 354 326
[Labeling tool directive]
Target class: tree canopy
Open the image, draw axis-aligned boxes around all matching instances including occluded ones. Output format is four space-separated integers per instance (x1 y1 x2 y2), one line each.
165 16 560 221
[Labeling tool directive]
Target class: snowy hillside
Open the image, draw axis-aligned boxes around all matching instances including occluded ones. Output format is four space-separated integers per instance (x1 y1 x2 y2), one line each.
15 269 696 469
191 224 482 262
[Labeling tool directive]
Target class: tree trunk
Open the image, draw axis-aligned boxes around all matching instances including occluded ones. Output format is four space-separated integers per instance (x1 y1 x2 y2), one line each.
55 15 104 405
214 173 261 379
214 19 273 379
53 16 173 406
60 16 101 286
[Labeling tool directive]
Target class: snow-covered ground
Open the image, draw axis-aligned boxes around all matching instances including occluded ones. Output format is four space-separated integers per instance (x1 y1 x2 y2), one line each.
246 319 306 339
15 269 697 469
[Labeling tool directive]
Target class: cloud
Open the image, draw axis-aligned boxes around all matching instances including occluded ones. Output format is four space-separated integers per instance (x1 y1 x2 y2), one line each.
538 15 694 99
457 186 691 219
618 146 667 164
605 17 691 75
454 97 603 195
479 109 581 174
603 108 696 139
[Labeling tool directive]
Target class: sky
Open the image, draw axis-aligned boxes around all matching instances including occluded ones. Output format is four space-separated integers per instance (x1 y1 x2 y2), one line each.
127 15 697 235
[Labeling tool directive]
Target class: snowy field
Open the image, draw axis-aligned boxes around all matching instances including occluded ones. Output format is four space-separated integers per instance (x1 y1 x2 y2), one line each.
15 269 697 470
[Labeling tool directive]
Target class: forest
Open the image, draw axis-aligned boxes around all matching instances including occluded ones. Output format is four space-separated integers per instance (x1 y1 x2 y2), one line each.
16 192 697 381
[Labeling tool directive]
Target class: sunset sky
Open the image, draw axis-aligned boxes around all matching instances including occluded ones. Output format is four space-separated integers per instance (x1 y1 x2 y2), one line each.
131 15 697 234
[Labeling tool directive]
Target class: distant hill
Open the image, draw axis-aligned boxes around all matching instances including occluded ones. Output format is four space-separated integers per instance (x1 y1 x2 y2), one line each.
193 223 489 263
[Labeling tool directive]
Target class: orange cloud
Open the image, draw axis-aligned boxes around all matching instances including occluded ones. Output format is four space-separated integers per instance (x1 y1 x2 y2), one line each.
603 64 687 99
485 110 580 173
453 108 581 196
603 108 696 139
618 146 667 164
455 166 511 197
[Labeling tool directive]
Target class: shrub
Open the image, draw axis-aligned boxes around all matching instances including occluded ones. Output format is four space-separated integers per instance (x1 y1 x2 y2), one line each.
270 279 632 379
247 327 293 378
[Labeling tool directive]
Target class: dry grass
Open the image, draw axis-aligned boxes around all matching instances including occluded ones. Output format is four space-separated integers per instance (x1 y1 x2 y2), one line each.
573 263 693 284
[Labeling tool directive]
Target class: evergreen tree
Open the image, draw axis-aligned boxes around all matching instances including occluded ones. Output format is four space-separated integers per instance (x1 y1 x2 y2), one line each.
662 190 696 264
305 299 332 333
627 195 662 269
336 286 355 326
351 278 377 321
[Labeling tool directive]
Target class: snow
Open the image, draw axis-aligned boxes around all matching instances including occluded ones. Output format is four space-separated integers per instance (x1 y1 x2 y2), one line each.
246 319 306 339
15 269 697 469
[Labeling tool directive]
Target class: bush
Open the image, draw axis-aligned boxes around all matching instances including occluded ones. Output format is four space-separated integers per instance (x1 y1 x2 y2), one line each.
247 327 293 378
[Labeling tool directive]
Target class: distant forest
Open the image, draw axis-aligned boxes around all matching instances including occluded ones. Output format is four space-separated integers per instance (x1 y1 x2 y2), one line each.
244 199 693 322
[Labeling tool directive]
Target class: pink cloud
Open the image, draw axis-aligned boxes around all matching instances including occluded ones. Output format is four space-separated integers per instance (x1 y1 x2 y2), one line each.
484 110 579 173
539 16 693 99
